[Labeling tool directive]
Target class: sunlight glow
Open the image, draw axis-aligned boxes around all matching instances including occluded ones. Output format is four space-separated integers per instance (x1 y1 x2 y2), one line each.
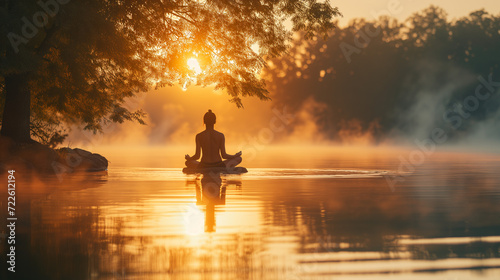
182 80 190 91
183 204 205 235
182 57 202 91
187 57 202 75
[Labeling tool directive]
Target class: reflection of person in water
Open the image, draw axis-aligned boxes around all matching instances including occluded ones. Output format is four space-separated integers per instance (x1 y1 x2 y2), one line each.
196 174 226 232
185 110 242 169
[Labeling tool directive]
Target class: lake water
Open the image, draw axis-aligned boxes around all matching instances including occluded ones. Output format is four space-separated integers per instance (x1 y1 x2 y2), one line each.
2 147 500 279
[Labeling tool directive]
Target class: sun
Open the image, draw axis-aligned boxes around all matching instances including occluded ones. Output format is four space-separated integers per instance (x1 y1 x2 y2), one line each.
187 57 202 75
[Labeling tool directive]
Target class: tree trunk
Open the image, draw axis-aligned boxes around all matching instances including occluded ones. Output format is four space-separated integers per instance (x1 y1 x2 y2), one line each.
1 73 31 143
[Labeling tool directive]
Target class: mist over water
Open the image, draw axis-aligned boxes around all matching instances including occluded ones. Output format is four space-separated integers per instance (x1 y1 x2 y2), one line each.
64 6 500 154
4 3 500 280
3 147 500 279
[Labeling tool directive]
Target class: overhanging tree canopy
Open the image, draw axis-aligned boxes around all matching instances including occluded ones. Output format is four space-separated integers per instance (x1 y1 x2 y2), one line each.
0 0 340 143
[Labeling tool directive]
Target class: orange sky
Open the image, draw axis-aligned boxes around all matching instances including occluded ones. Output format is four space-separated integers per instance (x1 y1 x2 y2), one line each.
333 0 500 25
65 1 500 150
68 85 315 148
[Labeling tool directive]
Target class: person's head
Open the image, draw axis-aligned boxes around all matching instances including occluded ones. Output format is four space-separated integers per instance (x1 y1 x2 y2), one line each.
204 109 216 126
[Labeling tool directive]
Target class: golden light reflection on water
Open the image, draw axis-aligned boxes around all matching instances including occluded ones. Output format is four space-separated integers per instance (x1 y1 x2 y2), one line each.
5 148 500 279
183 204 205 235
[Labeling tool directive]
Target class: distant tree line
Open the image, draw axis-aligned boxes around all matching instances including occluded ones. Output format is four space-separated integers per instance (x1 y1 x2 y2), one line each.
263 6 500 143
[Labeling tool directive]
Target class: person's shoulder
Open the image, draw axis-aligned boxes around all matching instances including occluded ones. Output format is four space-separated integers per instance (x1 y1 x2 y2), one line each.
196 131 206 138
214 130 224 137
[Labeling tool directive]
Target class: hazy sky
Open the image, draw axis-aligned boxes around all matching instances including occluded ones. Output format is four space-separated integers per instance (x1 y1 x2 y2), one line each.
68 1 500 149
333 0 500 25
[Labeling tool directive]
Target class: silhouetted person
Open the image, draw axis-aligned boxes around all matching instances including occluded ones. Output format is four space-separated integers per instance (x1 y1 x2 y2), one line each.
185 110 242 169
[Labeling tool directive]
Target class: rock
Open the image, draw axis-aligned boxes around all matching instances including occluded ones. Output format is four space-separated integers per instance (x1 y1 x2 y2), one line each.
0 136 108 174
56 147 108 172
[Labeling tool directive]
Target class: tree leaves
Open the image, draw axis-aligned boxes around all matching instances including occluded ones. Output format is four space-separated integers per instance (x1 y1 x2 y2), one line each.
0 0 339 140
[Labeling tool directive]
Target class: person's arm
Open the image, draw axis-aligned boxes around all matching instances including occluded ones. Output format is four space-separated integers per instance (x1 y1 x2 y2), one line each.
185 134 201 160
220 134 242 159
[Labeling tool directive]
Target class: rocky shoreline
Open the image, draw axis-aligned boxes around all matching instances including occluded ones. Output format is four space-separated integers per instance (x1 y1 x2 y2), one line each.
0 136 108 174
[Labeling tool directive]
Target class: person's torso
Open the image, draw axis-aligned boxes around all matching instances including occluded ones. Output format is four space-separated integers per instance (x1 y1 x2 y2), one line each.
198 130 223 163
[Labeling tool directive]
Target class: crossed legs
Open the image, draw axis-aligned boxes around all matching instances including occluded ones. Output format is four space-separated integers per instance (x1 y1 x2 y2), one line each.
185 156 242 169
223 156 242 168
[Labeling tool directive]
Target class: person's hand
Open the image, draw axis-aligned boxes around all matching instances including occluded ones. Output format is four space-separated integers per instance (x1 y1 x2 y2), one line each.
235 151 242 157
185 154 190 160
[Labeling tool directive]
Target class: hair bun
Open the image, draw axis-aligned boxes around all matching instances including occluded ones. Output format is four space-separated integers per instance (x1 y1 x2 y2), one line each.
204 109 216 125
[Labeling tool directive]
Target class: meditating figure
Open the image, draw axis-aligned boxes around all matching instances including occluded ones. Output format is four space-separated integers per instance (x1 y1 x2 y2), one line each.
185 110 242 169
